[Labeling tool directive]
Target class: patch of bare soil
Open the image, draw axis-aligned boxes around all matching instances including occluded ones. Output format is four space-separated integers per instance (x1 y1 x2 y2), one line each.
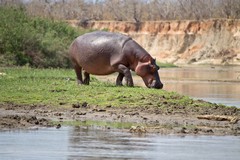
0 115 51 130
0 104 52 130
0 102 239 135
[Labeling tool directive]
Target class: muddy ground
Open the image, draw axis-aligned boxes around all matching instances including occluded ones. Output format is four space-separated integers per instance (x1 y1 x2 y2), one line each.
0 102 239 136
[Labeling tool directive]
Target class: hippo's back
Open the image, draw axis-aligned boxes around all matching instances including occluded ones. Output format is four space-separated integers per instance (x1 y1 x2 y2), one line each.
76 31 131 50
70 31 131 75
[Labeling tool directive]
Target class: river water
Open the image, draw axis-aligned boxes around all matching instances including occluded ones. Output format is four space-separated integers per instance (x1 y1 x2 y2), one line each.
0 126 240 160
160 66 240 108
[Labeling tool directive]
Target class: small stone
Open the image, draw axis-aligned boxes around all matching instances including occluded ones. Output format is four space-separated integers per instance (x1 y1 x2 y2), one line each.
130 126 147 133
72 103 80 108
56 124 61 129
193 128 199 134
82 102 88 108
180 127 188 134
95 109 106 112
75 112 87 115
142 117 148 120
54 112 63 116
206 129 214 133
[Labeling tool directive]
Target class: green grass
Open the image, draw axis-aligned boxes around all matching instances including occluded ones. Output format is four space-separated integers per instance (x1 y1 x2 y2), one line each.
156 62 178 68
54 120 137 129
0 67 220 109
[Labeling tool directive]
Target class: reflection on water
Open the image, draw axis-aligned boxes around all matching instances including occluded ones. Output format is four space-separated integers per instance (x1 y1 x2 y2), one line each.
0 127 240 160
160 66 240 107
97 66 240 107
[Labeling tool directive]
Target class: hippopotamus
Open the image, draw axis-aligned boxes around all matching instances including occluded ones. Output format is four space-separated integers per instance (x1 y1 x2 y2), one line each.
69 31 163 89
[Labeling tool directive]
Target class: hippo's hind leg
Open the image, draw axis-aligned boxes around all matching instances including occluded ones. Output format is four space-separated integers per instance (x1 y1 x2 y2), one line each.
117 64 134 87
83 71 90 85
73 63 84 85
73 63 90 85
116 73 124 86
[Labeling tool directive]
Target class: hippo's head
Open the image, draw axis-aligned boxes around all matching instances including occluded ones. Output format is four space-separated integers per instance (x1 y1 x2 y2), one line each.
135 59 163 89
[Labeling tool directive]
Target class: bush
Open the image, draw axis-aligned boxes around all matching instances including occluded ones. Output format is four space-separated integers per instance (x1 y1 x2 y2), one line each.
0 7 88 68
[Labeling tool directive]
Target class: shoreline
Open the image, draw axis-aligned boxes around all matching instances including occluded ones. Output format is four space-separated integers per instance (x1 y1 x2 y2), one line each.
0 67 239 136
0 102 239 136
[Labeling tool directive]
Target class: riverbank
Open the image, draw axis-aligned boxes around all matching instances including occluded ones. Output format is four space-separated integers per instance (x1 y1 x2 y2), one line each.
69 19 240 66
0 102 239 135
0 67 239 135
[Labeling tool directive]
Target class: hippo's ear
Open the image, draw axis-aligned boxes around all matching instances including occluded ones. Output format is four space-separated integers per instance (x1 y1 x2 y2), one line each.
151 58 156 64
149 64 157 72
151 58 159 70
149 64 160 73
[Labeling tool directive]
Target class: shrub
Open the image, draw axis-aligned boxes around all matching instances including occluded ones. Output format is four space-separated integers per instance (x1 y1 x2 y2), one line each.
0 7 88 68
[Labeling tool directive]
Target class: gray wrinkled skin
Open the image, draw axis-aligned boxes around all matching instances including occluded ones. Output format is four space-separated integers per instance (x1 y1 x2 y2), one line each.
69 31 163 89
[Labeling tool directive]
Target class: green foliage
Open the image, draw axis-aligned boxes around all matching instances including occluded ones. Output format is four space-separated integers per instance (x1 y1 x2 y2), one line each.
0 7 88 68
156 61 178 68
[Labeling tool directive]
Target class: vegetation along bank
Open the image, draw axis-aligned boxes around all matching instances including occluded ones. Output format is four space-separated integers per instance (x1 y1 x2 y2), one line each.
0 67 239 135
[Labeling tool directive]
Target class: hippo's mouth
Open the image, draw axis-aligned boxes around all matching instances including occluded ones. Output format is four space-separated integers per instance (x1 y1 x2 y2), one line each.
149 80 163 89
142 77 163 89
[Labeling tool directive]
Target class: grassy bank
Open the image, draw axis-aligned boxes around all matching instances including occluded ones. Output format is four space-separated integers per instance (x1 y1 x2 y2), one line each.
0 67 230 111
1 68 239 135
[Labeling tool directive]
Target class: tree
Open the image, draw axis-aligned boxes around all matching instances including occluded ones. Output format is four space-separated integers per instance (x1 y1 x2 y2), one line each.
2 0 240 20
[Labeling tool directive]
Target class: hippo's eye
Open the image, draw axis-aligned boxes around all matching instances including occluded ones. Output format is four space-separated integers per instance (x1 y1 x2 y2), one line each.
149 65 158 73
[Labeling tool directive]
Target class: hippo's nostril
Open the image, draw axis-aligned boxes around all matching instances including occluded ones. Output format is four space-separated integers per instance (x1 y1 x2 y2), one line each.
154 83 163 89
159 83 164 89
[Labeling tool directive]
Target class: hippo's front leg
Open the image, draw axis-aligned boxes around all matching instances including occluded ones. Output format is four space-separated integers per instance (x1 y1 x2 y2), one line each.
116 73 124 86
117 64 134 87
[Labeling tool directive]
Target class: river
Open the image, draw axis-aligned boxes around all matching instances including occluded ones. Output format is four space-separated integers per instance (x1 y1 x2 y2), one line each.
0 126 240 160
161 66 240 107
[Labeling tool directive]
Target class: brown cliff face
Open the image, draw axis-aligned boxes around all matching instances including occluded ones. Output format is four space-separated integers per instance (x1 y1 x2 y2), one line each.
70 19 240 65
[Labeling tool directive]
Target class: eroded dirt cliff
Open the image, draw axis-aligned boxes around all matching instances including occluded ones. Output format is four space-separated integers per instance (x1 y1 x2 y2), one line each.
69 19 240 65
